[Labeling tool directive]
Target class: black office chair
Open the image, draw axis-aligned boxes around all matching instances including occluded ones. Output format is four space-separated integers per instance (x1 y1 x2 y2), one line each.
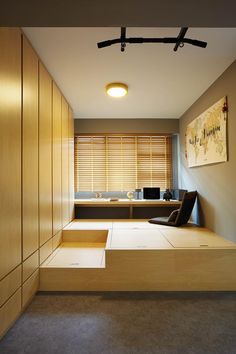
148 191 198 227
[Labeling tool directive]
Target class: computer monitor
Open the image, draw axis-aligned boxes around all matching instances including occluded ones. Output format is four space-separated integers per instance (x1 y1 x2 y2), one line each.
143 187 160 200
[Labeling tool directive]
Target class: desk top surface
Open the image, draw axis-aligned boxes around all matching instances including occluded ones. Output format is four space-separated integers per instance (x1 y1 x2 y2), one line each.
74 198 181 206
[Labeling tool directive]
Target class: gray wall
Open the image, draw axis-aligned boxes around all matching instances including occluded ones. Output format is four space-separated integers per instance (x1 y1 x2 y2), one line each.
74 118 179 134
179 60 236 242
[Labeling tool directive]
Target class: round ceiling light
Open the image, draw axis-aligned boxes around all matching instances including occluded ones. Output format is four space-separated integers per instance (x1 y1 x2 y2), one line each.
106 83 128 98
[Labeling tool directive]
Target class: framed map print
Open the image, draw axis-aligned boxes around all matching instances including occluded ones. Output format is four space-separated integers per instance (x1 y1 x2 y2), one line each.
185 96 228 167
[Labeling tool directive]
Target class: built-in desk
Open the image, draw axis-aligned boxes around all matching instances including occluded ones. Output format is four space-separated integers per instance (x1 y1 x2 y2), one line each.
74 199 181 219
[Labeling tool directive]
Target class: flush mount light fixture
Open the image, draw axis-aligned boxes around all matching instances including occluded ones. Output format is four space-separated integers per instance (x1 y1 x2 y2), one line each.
106 83 128 98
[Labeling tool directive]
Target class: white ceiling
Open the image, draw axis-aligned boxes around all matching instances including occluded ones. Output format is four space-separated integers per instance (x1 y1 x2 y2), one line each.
23 27 236 119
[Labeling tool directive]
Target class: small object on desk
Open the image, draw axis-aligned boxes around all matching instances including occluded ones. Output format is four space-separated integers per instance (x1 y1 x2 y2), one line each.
143 187 160 199
135 188 142 200
95 192 102 199
110 198 119 202
127 191 134 200
163 188 173 201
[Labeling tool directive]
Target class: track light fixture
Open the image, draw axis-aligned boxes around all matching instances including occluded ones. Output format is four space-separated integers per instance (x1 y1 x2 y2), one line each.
97 27 207 52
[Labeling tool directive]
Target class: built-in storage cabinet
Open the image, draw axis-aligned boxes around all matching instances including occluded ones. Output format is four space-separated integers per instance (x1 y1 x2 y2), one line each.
0 27 74 339
22 35 39 260
0 28 22 280
39 63 53 246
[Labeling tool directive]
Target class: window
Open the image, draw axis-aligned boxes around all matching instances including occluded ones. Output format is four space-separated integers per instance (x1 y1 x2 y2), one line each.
74 135 173 192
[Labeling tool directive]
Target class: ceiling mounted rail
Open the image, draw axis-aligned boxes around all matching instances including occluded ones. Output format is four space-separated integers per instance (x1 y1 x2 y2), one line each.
97 27 207 52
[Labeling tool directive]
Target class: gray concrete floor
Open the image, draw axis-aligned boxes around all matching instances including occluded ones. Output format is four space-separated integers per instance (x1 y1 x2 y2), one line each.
0 292 236 354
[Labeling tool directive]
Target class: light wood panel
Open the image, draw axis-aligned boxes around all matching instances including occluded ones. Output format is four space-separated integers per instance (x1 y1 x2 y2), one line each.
110 229 173 249
0 28 22 279
61 97 69 227
160 228 236 248
39 62 52 246
22 269 39 309
62 229 108 243
40 248 236 291
23 250 39 283
74 199 181 206
52 82 62 235
22 35 39 260
68 107 74 220
44 242 105 268
40 238 53 265
0 265 21 307
40 223 236 291
0 289 21 339
52 230 62 251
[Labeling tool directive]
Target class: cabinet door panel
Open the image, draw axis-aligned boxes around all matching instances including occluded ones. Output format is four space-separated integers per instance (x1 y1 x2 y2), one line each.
68 107 74 220
39 63 52 246
52 83 62 235
0 289 21 338
61 97 69 227
0 28 21 279
22 36 39 260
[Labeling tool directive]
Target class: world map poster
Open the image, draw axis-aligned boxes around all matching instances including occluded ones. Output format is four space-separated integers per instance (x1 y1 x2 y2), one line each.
185 96 228 167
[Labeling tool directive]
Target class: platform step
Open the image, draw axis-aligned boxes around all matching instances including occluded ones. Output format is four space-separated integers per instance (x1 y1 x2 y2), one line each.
62 229 108 243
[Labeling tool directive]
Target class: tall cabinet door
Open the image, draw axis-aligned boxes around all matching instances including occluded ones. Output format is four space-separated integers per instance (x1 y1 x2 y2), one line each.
68 107 74 220
61 97 69 227
39 63 52 246
0 28 22 279
22 36 39 260
52 83 62 235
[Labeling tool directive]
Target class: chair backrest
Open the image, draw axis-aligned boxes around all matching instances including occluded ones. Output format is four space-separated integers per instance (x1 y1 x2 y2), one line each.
175 191 198 226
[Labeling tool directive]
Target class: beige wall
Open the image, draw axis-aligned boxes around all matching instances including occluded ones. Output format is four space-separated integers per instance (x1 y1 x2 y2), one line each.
179 60 236 242
74 118 179 134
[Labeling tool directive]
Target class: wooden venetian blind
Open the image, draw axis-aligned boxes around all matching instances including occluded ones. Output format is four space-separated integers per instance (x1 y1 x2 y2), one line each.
75 135 172 192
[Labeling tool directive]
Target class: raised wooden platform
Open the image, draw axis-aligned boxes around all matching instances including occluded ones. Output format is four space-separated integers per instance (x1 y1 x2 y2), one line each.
40 219 236 291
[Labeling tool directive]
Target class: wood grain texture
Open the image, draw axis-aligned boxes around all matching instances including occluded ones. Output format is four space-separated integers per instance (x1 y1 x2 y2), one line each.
61 97 69 227
0 265 21 307
39 62 52 246
40 223 236 291
68 107 74 220
74 199 181 206
0 28 22 279
44 242 106 268
0 288 21 339
22 269 39 309
52 82 62 236
40 248 236 291
160 228 236 248
52 230 62 251
23 250 39 283
40 238 53 265
22 35 39 260
62 229 108 243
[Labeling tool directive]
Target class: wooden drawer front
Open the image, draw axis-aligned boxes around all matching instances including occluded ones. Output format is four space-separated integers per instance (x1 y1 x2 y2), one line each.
22 270 39 309
23 250 39 283
0 265 21 307
0 288 21 339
